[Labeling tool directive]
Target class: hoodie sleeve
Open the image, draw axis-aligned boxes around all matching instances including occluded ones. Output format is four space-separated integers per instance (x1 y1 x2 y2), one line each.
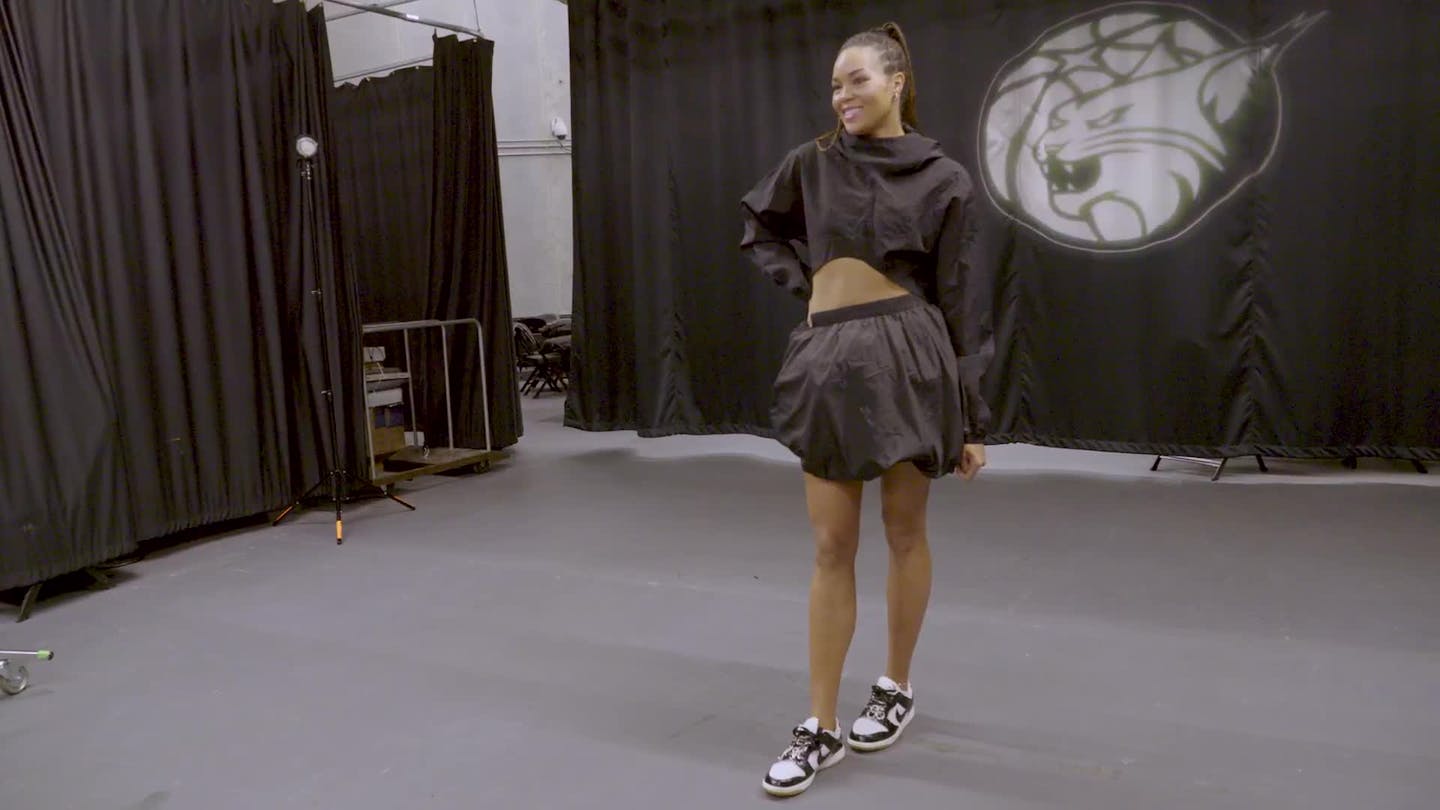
740 146 810 300
934 180 994 443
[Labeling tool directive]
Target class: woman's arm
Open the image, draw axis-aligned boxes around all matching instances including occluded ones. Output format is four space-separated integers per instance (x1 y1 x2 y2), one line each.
740 148 811 300
933 182 994 444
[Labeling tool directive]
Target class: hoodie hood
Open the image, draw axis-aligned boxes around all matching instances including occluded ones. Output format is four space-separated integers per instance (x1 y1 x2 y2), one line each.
834 126 946 174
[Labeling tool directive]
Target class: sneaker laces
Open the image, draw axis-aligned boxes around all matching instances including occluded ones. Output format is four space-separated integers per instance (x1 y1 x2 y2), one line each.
781 726 818 762
864 685 894 721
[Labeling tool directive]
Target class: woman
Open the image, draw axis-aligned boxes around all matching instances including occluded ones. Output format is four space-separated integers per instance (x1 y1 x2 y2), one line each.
739 22 993 798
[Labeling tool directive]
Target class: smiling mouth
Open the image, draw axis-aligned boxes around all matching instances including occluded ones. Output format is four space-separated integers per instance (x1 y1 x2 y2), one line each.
1041 154 1101 194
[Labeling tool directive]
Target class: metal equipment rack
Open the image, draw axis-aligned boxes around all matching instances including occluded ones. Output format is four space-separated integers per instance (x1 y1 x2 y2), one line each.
362 318 502 490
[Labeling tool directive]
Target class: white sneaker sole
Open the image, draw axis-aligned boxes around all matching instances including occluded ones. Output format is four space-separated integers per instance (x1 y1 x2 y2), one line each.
847 708 914 752
761 744 847 798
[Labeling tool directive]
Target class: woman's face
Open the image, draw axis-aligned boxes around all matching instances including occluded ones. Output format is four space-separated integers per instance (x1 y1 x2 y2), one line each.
831 46 903 136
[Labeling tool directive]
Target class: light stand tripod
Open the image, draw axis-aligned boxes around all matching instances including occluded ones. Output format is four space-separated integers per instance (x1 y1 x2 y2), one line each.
272 135 414 543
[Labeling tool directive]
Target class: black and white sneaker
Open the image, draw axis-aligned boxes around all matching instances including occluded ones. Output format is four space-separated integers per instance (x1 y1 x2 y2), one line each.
762 717 846 798
847 676 915 752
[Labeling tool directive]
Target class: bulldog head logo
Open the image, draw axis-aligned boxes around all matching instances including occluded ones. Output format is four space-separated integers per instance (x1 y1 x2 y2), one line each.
978 3 1325 252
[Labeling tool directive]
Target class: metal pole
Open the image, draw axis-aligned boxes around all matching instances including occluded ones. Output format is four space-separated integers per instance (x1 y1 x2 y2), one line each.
441 324 455 449
322 0 483 38
364 399 375 479
469 318 492 453
301 151 347 544
403 328 417 444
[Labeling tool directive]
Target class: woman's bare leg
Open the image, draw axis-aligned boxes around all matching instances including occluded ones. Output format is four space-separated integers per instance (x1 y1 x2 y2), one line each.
879 462 932 687
804 472 863 729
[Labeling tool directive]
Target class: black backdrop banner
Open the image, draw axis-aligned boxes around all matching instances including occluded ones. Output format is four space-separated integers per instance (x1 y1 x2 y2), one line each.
331 36 521 452
566 0 1440 460
3 0 361 587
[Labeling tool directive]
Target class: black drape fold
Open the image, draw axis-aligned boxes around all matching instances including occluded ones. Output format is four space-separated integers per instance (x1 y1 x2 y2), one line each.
0 2 133 590
332 68 435 324
329 36 520 454
426 35 520 451
567 0 1440 460
2 0 361 587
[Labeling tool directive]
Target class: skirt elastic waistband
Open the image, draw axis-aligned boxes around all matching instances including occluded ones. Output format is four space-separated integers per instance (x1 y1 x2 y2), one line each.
808 294 925 327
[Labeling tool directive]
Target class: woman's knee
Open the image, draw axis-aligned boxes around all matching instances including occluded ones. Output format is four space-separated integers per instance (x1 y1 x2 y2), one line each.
813 528 859 569
881 507 927 554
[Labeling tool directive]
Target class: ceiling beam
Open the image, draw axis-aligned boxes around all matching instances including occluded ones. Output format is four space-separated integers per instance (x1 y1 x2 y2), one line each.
322 0 483 38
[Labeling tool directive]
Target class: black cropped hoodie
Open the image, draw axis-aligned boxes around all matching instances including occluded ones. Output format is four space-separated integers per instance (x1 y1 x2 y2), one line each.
740 128 993 441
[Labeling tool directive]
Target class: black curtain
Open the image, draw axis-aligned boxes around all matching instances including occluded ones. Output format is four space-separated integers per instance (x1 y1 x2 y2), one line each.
428 35 520 452
0 2 133 590
332 68 435 324
330 36 521 452
3 0 361 580
566 0 1440 460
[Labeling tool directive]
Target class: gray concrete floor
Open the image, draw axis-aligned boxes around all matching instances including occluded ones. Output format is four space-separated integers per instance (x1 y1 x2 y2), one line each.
2 395 1438 810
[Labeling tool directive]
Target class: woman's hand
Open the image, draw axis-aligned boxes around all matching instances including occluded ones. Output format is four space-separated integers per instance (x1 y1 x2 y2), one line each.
956 443 986 480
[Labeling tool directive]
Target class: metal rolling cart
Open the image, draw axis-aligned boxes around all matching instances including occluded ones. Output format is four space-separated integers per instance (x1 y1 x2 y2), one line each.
362 318 502 492
1 649 53 696
1150 454 1269 481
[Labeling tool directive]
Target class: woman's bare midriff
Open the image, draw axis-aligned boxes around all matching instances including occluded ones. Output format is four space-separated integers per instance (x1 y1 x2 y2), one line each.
809 258 910 317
